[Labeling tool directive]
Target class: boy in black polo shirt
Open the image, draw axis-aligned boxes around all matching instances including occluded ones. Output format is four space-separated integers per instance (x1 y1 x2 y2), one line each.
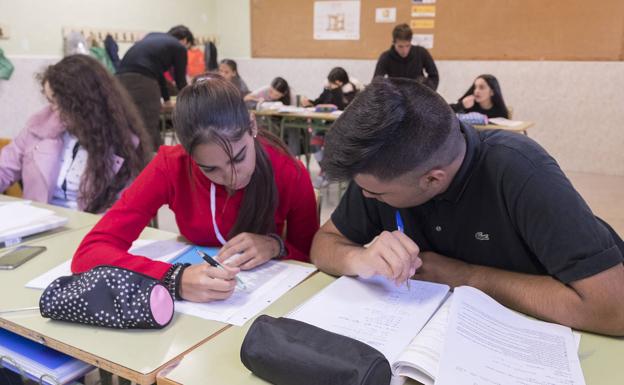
311 78 624 336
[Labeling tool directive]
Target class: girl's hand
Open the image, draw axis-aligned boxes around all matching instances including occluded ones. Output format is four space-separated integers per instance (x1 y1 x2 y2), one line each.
179 263 240 302
462 95 475 109
217 232 281 270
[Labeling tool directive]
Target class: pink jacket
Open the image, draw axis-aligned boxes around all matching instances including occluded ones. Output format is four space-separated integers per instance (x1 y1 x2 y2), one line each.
0 105 128 211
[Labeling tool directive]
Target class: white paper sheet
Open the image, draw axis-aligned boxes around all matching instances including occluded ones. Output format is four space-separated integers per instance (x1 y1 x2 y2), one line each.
288 276 450 363
392 296 452 385
25 239 189 289
175 260 316 326
411 34 434 49
375 7 396 23
0 203 57 232
314 1 360 40
436 286 586 385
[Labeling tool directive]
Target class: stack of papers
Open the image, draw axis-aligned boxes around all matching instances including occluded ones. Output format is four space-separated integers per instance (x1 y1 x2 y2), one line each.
0 202 68 247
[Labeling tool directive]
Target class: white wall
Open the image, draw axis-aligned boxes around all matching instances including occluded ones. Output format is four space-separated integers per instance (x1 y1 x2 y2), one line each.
233 58 624 176
0 0 217 56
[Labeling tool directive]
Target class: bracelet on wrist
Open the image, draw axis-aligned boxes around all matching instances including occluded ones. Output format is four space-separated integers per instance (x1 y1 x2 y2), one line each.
267 233 286 259
163 263 188 300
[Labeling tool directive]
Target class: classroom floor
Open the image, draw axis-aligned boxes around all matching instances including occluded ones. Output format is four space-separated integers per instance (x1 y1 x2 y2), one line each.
156 155 624 238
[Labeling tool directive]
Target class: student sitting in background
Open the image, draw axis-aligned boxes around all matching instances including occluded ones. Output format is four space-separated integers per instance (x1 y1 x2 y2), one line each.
301 67 360 111
244 76 294 107
219 59 250 97
0 55 152 213
72 73 318 303
451 74 509 118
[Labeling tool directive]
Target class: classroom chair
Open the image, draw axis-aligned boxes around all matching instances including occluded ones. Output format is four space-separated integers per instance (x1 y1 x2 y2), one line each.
0 138 23 197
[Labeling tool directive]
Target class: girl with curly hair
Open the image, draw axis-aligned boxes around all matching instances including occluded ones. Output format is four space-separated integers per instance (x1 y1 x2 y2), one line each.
0 54 152 213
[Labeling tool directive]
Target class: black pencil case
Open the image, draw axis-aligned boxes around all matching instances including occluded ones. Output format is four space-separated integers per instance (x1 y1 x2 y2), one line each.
240 315 391 385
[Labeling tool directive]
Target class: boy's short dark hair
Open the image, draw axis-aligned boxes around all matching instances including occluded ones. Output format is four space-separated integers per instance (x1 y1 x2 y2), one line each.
321 78 462 182
392 23 413 42
168 25 195 45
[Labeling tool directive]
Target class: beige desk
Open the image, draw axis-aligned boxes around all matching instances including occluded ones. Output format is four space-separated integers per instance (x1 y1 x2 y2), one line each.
252 109 339 122
157 272 335 385
158 273 622 385
0 226 229 385
474 121 534 135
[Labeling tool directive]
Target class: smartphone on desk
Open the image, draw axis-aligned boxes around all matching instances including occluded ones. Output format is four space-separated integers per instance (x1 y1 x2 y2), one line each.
0 246 46 270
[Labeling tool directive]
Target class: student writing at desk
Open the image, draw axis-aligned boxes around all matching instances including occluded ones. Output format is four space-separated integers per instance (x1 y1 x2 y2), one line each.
0 55 151 213
300 67 360 111
450 74 510 119
311 78 624 336
244 76 294 107
72 73 318 303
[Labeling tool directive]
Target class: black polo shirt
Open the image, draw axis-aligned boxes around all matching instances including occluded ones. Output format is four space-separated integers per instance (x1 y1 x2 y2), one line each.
331 124 623 284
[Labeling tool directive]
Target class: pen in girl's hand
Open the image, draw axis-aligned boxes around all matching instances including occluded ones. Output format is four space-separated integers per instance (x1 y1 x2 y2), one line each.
196 249 247 290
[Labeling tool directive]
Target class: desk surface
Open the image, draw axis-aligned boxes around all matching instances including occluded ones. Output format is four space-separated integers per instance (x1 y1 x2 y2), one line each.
157 272 335 385
252 109 340 121
0 226 228 385
0 195 102 245
474 121 534 134
159 272 622 385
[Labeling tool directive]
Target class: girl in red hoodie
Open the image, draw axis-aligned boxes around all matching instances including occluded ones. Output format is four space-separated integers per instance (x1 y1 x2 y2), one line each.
72 73 318 303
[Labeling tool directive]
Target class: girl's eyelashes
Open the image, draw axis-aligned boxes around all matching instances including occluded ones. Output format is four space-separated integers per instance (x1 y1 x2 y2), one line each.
233 153 246 164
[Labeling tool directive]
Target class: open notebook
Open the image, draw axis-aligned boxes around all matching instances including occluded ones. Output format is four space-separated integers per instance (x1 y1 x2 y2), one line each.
0 201 67 248
0 328 92 385
289 277 585 385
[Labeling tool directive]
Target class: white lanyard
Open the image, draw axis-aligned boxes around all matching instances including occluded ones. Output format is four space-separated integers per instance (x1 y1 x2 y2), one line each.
210 183 228 245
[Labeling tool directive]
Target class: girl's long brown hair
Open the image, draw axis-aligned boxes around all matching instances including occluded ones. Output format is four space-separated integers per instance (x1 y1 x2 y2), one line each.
39 54 152 213
174 73 294 237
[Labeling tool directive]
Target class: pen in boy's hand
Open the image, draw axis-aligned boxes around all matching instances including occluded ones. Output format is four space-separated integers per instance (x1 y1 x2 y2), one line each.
395 210 411 291
196 249 247 291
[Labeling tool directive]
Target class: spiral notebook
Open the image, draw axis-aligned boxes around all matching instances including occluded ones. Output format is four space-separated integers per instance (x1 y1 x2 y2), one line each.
0 328 92 384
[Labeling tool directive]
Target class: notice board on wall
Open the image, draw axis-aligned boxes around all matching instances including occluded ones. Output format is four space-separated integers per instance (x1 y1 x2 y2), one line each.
250 0 624 60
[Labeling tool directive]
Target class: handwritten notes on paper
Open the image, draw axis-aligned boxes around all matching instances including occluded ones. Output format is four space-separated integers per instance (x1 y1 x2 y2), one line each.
289 276 449 362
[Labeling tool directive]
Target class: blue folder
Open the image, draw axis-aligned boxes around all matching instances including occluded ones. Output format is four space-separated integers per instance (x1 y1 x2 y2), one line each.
170 246 220 265
0 328 92 384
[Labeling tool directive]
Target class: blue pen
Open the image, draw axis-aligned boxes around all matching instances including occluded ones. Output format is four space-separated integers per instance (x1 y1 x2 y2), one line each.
196 249 247 290
395 210 411 291
395 210 404 233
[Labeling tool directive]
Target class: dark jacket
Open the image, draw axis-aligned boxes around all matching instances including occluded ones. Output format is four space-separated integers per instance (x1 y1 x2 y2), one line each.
117 33 188 101
373 45 439 90
311 82 358 110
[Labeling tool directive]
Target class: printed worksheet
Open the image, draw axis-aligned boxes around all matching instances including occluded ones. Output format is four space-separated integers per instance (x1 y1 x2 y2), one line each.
175 260 315 325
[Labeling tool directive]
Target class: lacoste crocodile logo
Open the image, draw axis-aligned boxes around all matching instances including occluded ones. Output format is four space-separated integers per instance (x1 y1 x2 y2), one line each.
475 232 490 241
